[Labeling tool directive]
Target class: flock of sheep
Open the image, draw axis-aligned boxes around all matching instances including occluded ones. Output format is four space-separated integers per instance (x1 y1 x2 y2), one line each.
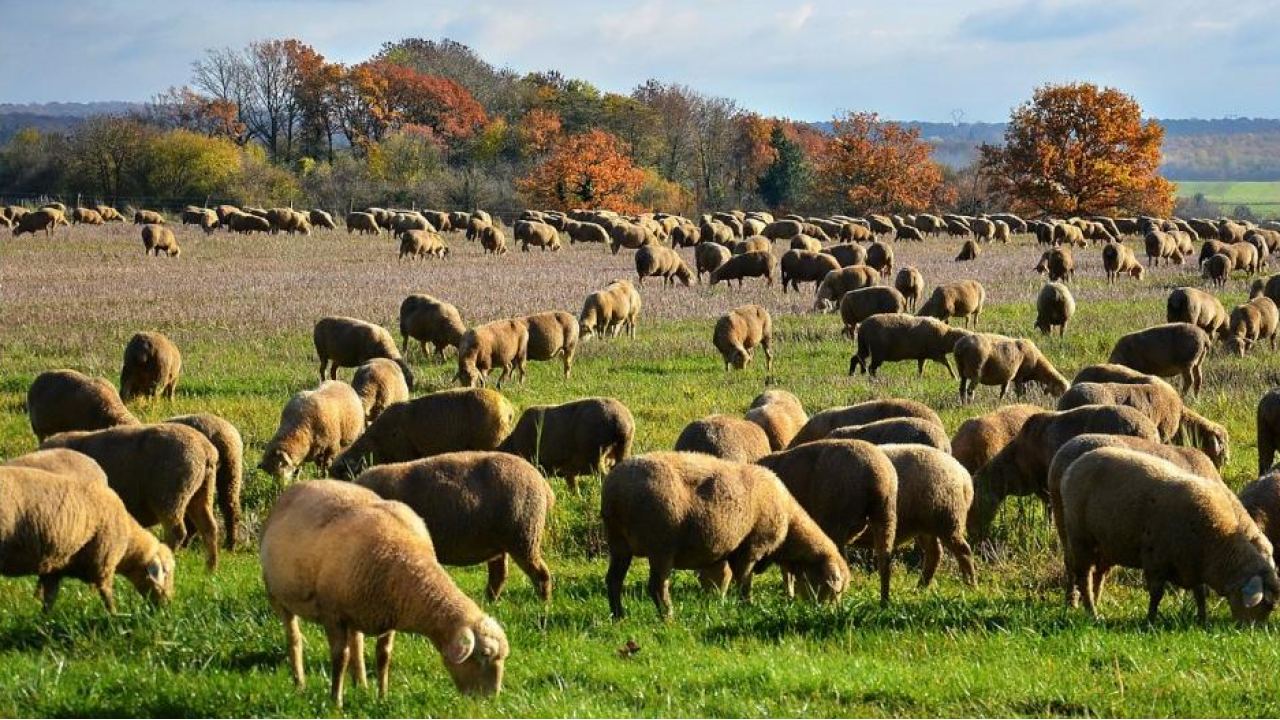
9 199 1280 707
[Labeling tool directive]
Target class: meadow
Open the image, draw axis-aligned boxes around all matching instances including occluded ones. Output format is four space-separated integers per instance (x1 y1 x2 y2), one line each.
1 223 1279 717
1176 180 1280 218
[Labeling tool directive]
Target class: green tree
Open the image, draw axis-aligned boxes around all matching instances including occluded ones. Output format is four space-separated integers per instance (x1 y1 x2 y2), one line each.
756 124 808 211
144 129 242 199
0 128 66 193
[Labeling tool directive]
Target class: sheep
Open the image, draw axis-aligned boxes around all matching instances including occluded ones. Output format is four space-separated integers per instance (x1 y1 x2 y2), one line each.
917 280 985 327
780 250 841 293
1102 242 1145 283
894 267 924 311
3 448 109 485
475 224 507 254
331 388 515 479
455 319 529 388
27 369 139 442
1144 231 1185 266
712 305 773 372
1241 470 1280 558
790 399 943 447
728 236 771 256
950 404 1043 474
608 221 656 254
355 452 554 601
789 234 823 253
1252 274 1280 309
825 417 951 451
73 207 105 226
1203 253 1232 287
814 265 880 312
0 466 176 612
309 209 337 230
695 242 731 281
579 280 642 340
1053 223 1086 246
399 294 466 361
351 358 410 424
635 245 693 286
141 224 181 257
260 481 507 706
566 220 609 245
1258 390 1280 475
314 316 415 391
955 240 980 262
674 415 773 463
1107 322 1211 395
601 452 848 619
762 219 804 240
513 220 559 251
522 311 579 378
954 333 1068 402
498 397 633 491
849 313 972 377
398 229 448 260
13 208 65 236
1034 282 1076 337
42 424 220 569
119 331 181 401
968 405 1160 537
895 225 924 242
1224 297 1280 356
866 241 894 275
824 243 867 268
838 286 905 338
1166 287 1228 338
164 413 244 551
709 251 775 287
758 439 897 602
97 205 124 222
744 390 808 451
700 217 735 245
133 209 164 225
1060 448 1278 624
258 381 364 482
345 211 380 235
229 211 272 234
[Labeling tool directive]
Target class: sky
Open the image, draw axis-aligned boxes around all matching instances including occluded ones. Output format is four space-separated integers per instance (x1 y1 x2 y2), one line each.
2 0 1278 122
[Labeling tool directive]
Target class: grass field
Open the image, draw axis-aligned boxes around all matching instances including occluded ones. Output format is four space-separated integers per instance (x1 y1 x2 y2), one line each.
2 224 1280 717
1175 180 1280 217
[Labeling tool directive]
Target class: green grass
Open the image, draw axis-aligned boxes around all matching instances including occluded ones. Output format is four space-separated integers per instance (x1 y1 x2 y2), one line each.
1175 180 1280 216
2 225 1279 716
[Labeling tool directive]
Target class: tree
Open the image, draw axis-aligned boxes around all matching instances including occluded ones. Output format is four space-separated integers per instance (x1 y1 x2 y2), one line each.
339 61 486 149
0 128 66 193
813 111 951 214
143 129 242 199
756 124 808 211
979 82 1174 216
145 86 247 142
64 116 151 200
516 129 646 213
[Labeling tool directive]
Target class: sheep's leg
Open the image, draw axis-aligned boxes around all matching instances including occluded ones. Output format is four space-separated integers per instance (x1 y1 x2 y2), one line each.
1078 565 1098 617
347 631 367 688
186 487 221 571
1260 433 1275 476
375 632 395 699
325 624 350 709
1145 580 1166 623
646 556 675 619
873 531 894 605
1192 584 1208 624
762 339 774 372
512 550 553 602
285 613 305 689
918 537 943 588
943 534 978 586
38 575 62 613
495 365 510 389
606 551 633 619
938 357 956 379
562 347 574 378
486 555 509 601
163 518 189 552
698 561 732 596
1092 566 1109 604
95 579 117 613
728 553 758 603
317 359 327 384
564 474 579 493
848 354 862 375
221 472 242 551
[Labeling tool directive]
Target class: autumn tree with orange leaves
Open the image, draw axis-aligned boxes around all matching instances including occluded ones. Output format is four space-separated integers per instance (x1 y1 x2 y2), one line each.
813 112 952 214
979 83 1174 217
517 129 647 213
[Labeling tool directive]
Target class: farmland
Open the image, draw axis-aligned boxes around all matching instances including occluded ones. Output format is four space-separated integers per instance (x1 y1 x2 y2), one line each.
1176 181 1280 217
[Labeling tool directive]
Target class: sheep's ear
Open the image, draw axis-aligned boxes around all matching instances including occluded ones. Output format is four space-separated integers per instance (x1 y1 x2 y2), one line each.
1243 575 1265 608
446 626 476 664
146 556 166 583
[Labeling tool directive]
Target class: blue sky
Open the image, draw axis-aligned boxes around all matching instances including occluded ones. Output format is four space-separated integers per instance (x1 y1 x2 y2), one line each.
2 0 1277 121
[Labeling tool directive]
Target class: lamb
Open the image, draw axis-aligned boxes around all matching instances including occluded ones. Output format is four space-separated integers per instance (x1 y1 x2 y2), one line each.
1224 296 1280 356
521 311 579 378
780 250 841 293
330 388 515 478
601 451 848 619
953 333 1068 402
814 265 880 312
479 224 507 254
164 413 244 550
790 399 943 446
27 369 139 441
757 439 897 602
1202 253 1232 287
0 466 176 612
355 452 554 601
950 404 1043 474
762 219 804 241
1060 448 1278 624
955 240 980 262
839 286 906 338
1102 242 1145 283
455 318 530 388
346 211 380 235
1034 282 1076 336
351 358 411 423
709 251 775 287
399 294 466 361
314 316 415 390
1166 287 1228 338
1144 231 1184 266
398 229 448 260
3 448 109 485
1258 389 1280 474
849 313 972 377
498 397 634 491
260 481 508 706
1107 322 1211 395
516 220 561 251
635 245 693 286
42 424 220 569
674 415 773 463
713 305 774 372
744 390 808 451
141 224 181 257
695 242 731 281
259 380 366 480
825 417 951 451
579 280 641 339
894 267 924 311
119 331 182 401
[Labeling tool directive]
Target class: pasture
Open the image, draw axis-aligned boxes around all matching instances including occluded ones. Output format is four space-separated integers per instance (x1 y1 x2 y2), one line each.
2 223 1279 717
1176 180 1280 217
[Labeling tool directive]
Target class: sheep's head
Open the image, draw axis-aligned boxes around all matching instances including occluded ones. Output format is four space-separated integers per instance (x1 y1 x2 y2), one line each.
1225 335 1251 358
1226 565 1280 626
791 556 850 604
442 616 509 697
725 347 751 370
258 447 297 480
124 543 176 606
676 264 693 286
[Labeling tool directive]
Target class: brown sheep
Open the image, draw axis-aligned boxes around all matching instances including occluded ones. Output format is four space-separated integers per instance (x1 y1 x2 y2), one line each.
607 221 656 254
1034 282 1076 337
1102 242 1145 283
355 452 554 601
695 242 731 281
164 413 244 551
133 209 164 225
1166 287 1228 338
1258 389 1280 475
346 211 380 235
825 417 951 452
27 369 139 442
3 448 109 485
849 313 972 377
709 251 775 287
1144 231 1184 266
955 239 980 262
780 250 841 293
602 451 848 619
1241 470 1280 557
1224 296 1280 356
119 331 182 401
814 265 880 312
744 390 808 451
866 241 894 275
399 294 466 361
455 319 529 388
674 415 772 463
314 316 415 391
566 220 609 245
712 305 774 371
635 245 692 286
73 207 105 225
351 358 411 423
141 224 181 257
1071 362 1163 386
954 333 1068 402
762 219 804 241
894 266 924 311
515 220 561 251
579 280 641 339
479 224 508 254
824 243 868 268
521 311 579 378
1252 273 1280 307
837 287 904 340
498 397 634 491
330 388 515 479
1203 253 1232 287
309 209 337 230
917 280 985 327
790 398 943 447
229 211 272 234
1107 322 1211 395
259 380 365 480
950 404 1043 474
398 229 448 260
13 208 65 237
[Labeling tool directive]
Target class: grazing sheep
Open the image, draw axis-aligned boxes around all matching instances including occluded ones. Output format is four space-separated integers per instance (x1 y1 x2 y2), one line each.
164 413 244 551
97 205 124 222
1057 378 1202 444
955 240 980 262
133 209 164 225
1034 282 1076 337
259 381 365 480
1032 247 1075 282
950 404 1043 474
1258 390 1280 475
849 313 972 377
790 235 823 253
712 305 774 372
780 250 841 293
1203 253 1232 287
346 211 380 235
866 241 895 275
42 424 220 570
1107 322 1211 395
455 319 529 388
1060 448 1278 624
579 280 642 339
709 251 775 287
674 415 772 463
13 208 65 237
27 369 139 442
351 359 411 423
824 243 868 268
895 226 924 242
330 388 515 479
0 466 176 612
261 481 508 706
839 286 906 337
954 333 1068 402
1241 471 1280 556
814 265 880 312
744 390 808 451
355 452 554 601
141 224 180 257
1166 287 1228 338
229 211 272 234
72 207 105 226
1102 242 1145 283
3 448 109 485
521 311 579 378
399 229 448 260
635 245 693 286
917 281 985 327
602 452 848 619
515 220 561 252
762 219 804 241
498 397 634 491
399 294 466 361
825 417 951 451
1224 297 1280 356
695 242 731 281
894 267 924 311
479 224 507 254
1145 231 1184 266
314 316 415 391
566 220 609 245
309 209 337 230
119 331 181 401
790 399 943 447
